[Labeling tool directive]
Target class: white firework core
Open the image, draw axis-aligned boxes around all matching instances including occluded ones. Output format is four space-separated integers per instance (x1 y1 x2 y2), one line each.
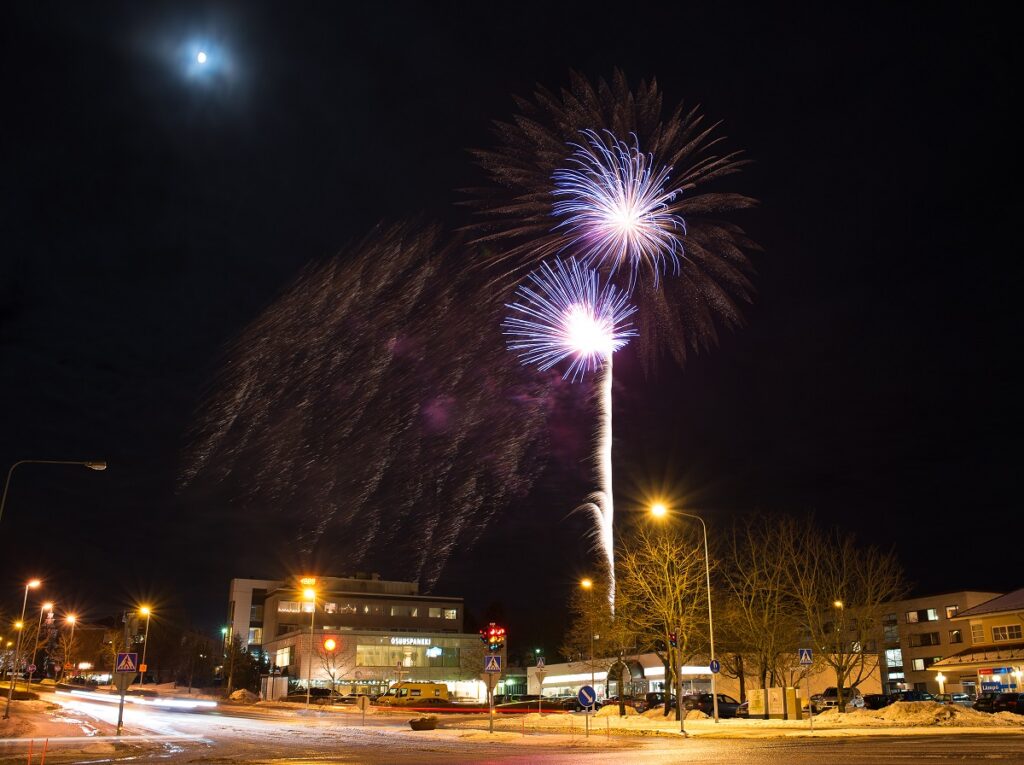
552 129 685 282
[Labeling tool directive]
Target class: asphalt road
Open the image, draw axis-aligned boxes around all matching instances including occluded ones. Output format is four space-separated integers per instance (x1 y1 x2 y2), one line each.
5 695 1024 764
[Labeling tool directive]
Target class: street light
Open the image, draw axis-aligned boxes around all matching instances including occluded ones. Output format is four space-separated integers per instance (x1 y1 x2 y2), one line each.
936 672 946 694
649 502 720 724
139 607 152 685
0 460 107 523
65 615 77 679
27 602 54 687
579 578 595 694
4 578 41 719
303 584 317 709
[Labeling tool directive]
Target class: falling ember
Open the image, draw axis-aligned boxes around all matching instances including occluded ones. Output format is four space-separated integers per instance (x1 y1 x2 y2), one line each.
552 129 685 283
502 258 636 609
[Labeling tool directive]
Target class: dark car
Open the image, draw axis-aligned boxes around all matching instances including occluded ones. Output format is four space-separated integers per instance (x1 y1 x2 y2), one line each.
993 693 1024 714
283 688 345 705
495 698 580 713
934 693 972 707
736 699 749 718
888 690 934 703
862 693 891 710
604 695 645 712
643 691 677 710
682 693 742 718
973 692 999 712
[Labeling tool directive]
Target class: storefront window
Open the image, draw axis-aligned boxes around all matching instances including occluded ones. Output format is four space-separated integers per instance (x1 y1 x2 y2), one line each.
355 637 461 668
278 601 300 613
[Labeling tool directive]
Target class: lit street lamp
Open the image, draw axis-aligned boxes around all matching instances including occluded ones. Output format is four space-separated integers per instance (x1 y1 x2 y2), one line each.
650 502 720 723
139 607 152 685
65 615 77 678
936 672 946 694
0 460 107 523
27 602 54 686
302 583 317 709
4 579 41 719
579 578 595 693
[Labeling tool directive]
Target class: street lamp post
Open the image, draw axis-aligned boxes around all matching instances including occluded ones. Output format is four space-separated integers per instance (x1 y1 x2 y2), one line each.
303 586 316 709
139 607 152 685
27 602 53 687
4 579 41 719
65 615 77 678
579 578 595 693
0 460 107 524
650 502 720 723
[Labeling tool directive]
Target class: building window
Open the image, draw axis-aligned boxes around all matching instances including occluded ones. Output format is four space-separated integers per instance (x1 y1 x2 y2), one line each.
945 605 958 619
410 607 418 617
949 629 963 644
911 658 925 671
913 682 929 692
443 609 458 620
250 605 264 622
275 647 292 667
428 608 441 618
247 627 263 645
971 623 984 644
911 656 941 672
906 608 939 624
909 632 941 648
884 649 903 669
302 602 315 613
390 606 408 617
278 601 300 613
993 625 1023 642
883 614 899 644
323 602 337 614
339 604 356 614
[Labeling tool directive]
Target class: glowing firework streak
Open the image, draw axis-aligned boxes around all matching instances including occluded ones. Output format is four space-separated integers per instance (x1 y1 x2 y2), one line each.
503 259 636 608
552 129 685 283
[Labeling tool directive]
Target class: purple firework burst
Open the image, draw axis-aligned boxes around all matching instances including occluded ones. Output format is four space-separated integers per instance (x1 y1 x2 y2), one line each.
552 129 685 283
503 258 638 381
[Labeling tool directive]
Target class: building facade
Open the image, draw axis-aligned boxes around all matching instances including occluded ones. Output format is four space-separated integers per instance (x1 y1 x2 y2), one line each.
227 573 487 701
930 588 1024 695
877 591 1002 695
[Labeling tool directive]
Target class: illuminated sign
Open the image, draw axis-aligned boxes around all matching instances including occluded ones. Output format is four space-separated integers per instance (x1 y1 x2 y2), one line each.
390 637 430 646
299 576 317 586
426 646 442 658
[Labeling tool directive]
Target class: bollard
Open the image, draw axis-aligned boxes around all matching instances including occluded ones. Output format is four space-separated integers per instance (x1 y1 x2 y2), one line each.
607 717 610 738
26 739 33 765
39 739 48 765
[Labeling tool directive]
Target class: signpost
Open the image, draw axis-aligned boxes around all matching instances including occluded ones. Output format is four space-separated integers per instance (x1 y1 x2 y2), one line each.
114 652 138 735
356 693 370 725
578 685 596 738
536 656 546 717
798 648 813 732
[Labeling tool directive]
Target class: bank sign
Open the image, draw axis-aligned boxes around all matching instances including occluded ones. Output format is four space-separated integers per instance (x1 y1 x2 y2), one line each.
390 637 431 646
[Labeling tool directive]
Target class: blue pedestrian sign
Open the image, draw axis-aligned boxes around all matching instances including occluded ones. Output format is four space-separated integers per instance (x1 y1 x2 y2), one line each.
798 648 813 666
709 659 721 674
484 654 502 673
115 652 138 673
577 685 596 708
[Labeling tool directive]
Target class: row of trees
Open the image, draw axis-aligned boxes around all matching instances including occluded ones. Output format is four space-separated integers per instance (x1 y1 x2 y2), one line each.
563 513 905 716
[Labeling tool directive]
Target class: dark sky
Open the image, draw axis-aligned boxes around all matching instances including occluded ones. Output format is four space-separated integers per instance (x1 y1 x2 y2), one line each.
2 3 1019 653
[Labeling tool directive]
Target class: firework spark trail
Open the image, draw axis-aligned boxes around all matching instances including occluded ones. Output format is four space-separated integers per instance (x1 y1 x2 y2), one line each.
503 259 636 609
552 129 685 284
182 223 551 588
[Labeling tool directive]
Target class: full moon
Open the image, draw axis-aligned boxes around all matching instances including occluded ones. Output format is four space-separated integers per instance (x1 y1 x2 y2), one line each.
196 51 208 64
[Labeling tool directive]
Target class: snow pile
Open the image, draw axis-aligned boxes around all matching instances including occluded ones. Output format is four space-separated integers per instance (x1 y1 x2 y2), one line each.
595 704 638 717
686 709 711 720
642 707 673 719
229 689 258 703
818 701 1024 728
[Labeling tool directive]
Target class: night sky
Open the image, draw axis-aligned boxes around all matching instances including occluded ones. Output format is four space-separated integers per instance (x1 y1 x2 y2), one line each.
2 3 1019 653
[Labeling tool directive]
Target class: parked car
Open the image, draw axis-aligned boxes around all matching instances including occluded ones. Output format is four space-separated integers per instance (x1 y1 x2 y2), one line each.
604 695 645 712
993 693 1024 714
887 690 934 703
810 687 865 713
643 691 676 710
934 693 972 706
973 692 999 713
495 698 577 713
736 699 749 718
283 688 345 705
681 693 742 718
862 693 891 710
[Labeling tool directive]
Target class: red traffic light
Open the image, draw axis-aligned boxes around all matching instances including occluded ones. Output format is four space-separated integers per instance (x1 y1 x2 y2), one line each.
479 622 506 652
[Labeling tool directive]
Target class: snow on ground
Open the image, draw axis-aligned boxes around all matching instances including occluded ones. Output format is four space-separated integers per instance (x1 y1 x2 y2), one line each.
596 704 638 717
815 702 1024 728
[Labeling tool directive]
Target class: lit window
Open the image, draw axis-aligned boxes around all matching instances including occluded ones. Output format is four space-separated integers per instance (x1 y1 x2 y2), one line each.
443 609 457 620
925 609 939 622
339 604 356 614
247 627 263 645
945 605 958 619
410 607 418 617
971 623 984 643
428 608 441 618
323 602 337 614
949 629 963 644
993 625 1022 642
275 647 292 667
278 601 300 613
390 606 406 617
906 611 919 624
911 658 925 671
884 649 903 669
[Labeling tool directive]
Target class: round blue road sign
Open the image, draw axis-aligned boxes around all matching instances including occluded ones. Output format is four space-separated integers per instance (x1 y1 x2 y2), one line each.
709 659 721 674
577 685 597 707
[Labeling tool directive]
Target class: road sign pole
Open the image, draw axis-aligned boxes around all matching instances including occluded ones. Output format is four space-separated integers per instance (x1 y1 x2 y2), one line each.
487 673 495 734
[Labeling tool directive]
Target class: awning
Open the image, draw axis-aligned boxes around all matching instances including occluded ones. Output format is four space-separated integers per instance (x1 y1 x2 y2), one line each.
930 641 1024 670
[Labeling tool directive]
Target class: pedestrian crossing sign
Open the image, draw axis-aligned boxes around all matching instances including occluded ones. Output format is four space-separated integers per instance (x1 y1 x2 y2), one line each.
116 652 138 672
484 654 502 673
799 648 813 666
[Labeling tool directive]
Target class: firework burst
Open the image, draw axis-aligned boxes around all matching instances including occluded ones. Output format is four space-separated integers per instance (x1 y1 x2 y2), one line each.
502 258 637 381
552 129 685 283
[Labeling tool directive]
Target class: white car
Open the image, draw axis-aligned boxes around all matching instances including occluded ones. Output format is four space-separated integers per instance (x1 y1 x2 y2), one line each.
810 687 864 713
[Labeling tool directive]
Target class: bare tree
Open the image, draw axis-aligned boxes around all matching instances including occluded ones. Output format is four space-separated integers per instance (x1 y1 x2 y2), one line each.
316 637 357 692
615 522 707 721
783 518 905 710
720 516 805 717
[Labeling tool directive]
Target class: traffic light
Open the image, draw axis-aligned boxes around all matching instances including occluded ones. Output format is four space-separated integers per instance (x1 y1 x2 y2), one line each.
479 622 506 652
668 631 677 648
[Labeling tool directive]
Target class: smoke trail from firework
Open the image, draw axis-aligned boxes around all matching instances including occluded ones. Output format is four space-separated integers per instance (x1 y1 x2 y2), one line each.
503 259 636 607
182 223 551 589
552 129 685 284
